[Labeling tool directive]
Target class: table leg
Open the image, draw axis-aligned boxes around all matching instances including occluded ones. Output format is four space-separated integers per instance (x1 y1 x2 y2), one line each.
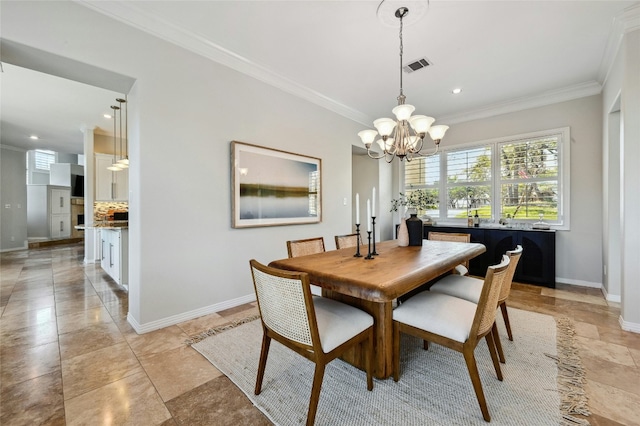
322 290 394 379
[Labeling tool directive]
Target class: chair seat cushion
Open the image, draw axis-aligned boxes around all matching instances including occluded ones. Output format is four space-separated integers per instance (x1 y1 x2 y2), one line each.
429 274 483 304
393 292 477 343
313 296 374 353
454 264 469 276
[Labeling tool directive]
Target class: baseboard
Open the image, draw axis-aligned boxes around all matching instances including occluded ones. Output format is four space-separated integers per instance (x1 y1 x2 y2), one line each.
127 293 257 334
601 286 621 303
619 315 640 334
0 243 28 253
555 277 602 288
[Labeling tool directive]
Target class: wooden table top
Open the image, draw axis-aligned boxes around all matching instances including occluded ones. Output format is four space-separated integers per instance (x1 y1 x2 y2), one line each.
269 239 486 303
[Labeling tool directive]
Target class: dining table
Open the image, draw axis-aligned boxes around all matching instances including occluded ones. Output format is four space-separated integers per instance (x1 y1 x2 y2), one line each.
268 238 487 379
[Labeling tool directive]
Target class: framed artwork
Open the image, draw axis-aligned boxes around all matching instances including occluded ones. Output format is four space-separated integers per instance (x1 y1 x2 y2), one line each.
231 141 322 228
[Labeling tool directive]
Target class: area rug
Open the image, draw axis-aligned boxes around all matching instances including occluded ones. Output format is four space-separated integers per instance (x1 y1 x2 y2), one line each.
192 308 589 425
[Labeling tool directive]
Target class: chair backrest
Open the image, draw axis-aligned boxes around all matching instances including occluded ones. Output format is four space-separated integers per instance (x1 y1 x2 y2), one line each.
427 231 471 243
499 245 523 303
471 255 510 340
335 234 358 249
286 237 326 258
249 259 318 348
428 232 471 269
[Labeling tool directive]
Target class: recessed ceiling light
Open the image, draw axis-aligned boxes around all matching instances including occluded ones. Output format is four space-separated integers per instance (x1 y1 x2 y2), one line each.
30 135 39 140
452 88 462 95
104 114 112 119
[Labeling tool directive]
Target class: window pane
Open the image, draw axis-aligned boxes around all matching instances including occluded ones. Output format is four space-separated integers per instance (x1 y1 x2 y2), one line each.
34 150 55 171
405 187 439 218
446 185 492 218
501 138 558 180
405 155 440 186
447 147 491 183
501 181 558 220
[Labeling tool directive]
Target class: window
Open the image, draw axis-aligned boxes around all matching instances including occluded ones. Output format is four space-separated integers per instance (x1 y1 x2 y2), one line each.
402 128 570 228
34 150 56 171
446 145 492 219
499 137 559 221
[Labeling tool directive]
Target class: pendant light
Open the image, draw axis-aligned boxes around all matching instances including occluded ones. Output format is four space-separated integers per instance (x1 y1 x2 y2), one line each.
357 6 448 162
116 97 129 168
107 105 122 172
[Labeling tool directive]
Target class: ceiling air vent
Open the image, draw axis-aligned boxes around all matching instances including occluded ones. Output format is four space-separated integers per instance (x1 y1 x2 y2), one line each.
403 57 432 73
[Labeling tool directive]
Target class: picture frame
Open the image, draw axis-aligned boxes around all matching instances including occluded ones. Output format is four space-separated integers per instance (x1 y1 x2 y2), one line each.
231 141 322 228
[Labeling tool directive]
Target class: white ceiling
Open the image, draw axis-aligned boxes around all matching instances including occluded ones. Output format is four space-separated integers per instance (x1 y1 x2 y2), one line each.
1 0 638 155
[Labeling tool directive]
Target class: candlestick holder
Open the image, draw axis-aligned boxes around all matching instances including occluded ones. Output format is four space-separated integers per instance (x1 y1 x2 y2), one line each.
365 231 374 260
371 216 379 255
354 224 363 257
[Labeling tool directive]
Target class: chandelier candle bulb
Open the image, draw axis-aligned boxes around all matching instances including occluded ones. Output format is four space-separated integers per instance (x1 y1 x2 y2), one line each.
355 193 360 225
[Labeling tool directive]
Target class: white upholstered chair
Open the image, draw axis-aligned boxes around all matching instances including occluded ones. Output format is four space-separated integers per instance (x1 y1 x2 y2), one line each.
250 259 374 426
392 256 511 422
428 231 472 275
429 245 523 343
286 237 326 258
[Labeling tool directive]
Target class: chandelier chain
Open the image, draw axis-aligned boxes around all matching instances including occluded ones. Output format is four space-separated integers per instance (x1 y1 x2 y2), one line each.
399 11 404 100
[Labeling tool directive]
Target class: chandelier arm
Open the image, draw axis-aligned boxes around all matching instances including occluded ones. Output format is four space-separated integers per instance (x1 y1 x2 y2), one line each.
367 150 386 160
415 143 440 158
412 134 424 153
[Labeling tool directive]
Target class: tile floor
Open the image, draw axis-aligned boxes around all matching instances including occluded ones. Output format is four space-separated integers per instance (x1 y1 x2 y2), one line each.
1 242 639 425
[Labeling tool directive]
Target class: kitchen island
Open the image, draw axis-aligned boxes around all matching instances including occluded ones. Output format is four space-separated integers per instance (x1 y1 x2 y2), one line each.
76 223 129 289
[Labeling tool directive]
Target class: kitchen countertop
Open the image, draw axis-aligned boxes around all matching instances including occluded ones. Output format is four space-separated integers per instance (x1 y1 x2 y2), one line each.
75 221 128 230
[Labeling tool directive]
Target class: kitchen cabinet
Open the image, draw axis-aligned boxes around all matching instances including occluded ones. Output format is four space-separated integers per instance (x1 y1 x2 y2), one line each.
100 228 129 289
95 153 128 201
422 225 556 288
27 185 71 239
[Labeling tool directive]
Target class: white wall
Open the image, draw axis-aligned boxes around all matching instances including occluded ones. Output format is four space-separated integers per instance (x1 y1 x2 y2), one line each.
0 146 28 251
437 95 604 287
2 1 362 330
602 27 640 331
619 30 640 330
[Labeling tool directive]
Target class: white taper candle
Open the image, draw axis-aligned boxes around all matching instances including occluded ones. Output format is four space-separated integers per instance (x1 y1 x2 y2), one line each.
372 187 376 217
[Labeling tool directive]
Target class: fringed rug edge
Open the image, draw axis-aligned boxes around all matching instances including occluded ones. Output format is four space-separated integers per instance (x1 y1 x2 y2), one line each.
545 316 591 426
185 314 261 346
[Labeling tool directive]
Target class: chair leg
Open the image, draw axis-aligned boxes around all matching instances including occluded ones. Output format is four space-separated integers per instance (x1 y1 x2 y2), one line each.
255 333 271 395
306 362 326 426
393 323 401 382
485 332 503 381
423 340 430 350
500 302 513 341
463 348 491 422
492 322 505 364
365 329 374 391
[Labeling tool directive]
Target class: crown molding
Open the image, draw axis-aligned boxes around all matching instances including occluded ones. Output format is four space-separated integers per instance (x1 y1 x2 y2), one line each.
76 1 629 129
598 3 640 85
439 81 602 125
1 144 28 153
76 0 372 127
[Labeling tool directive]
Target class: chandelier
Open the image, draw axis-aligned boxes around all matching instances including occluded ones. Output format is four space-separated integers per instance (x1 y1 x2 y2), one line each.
358 6 448 162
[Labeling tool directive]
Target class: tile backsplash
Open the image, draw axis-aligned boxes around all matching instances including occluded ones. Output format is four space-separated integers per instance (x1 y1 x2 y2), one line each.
94 202 128 221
